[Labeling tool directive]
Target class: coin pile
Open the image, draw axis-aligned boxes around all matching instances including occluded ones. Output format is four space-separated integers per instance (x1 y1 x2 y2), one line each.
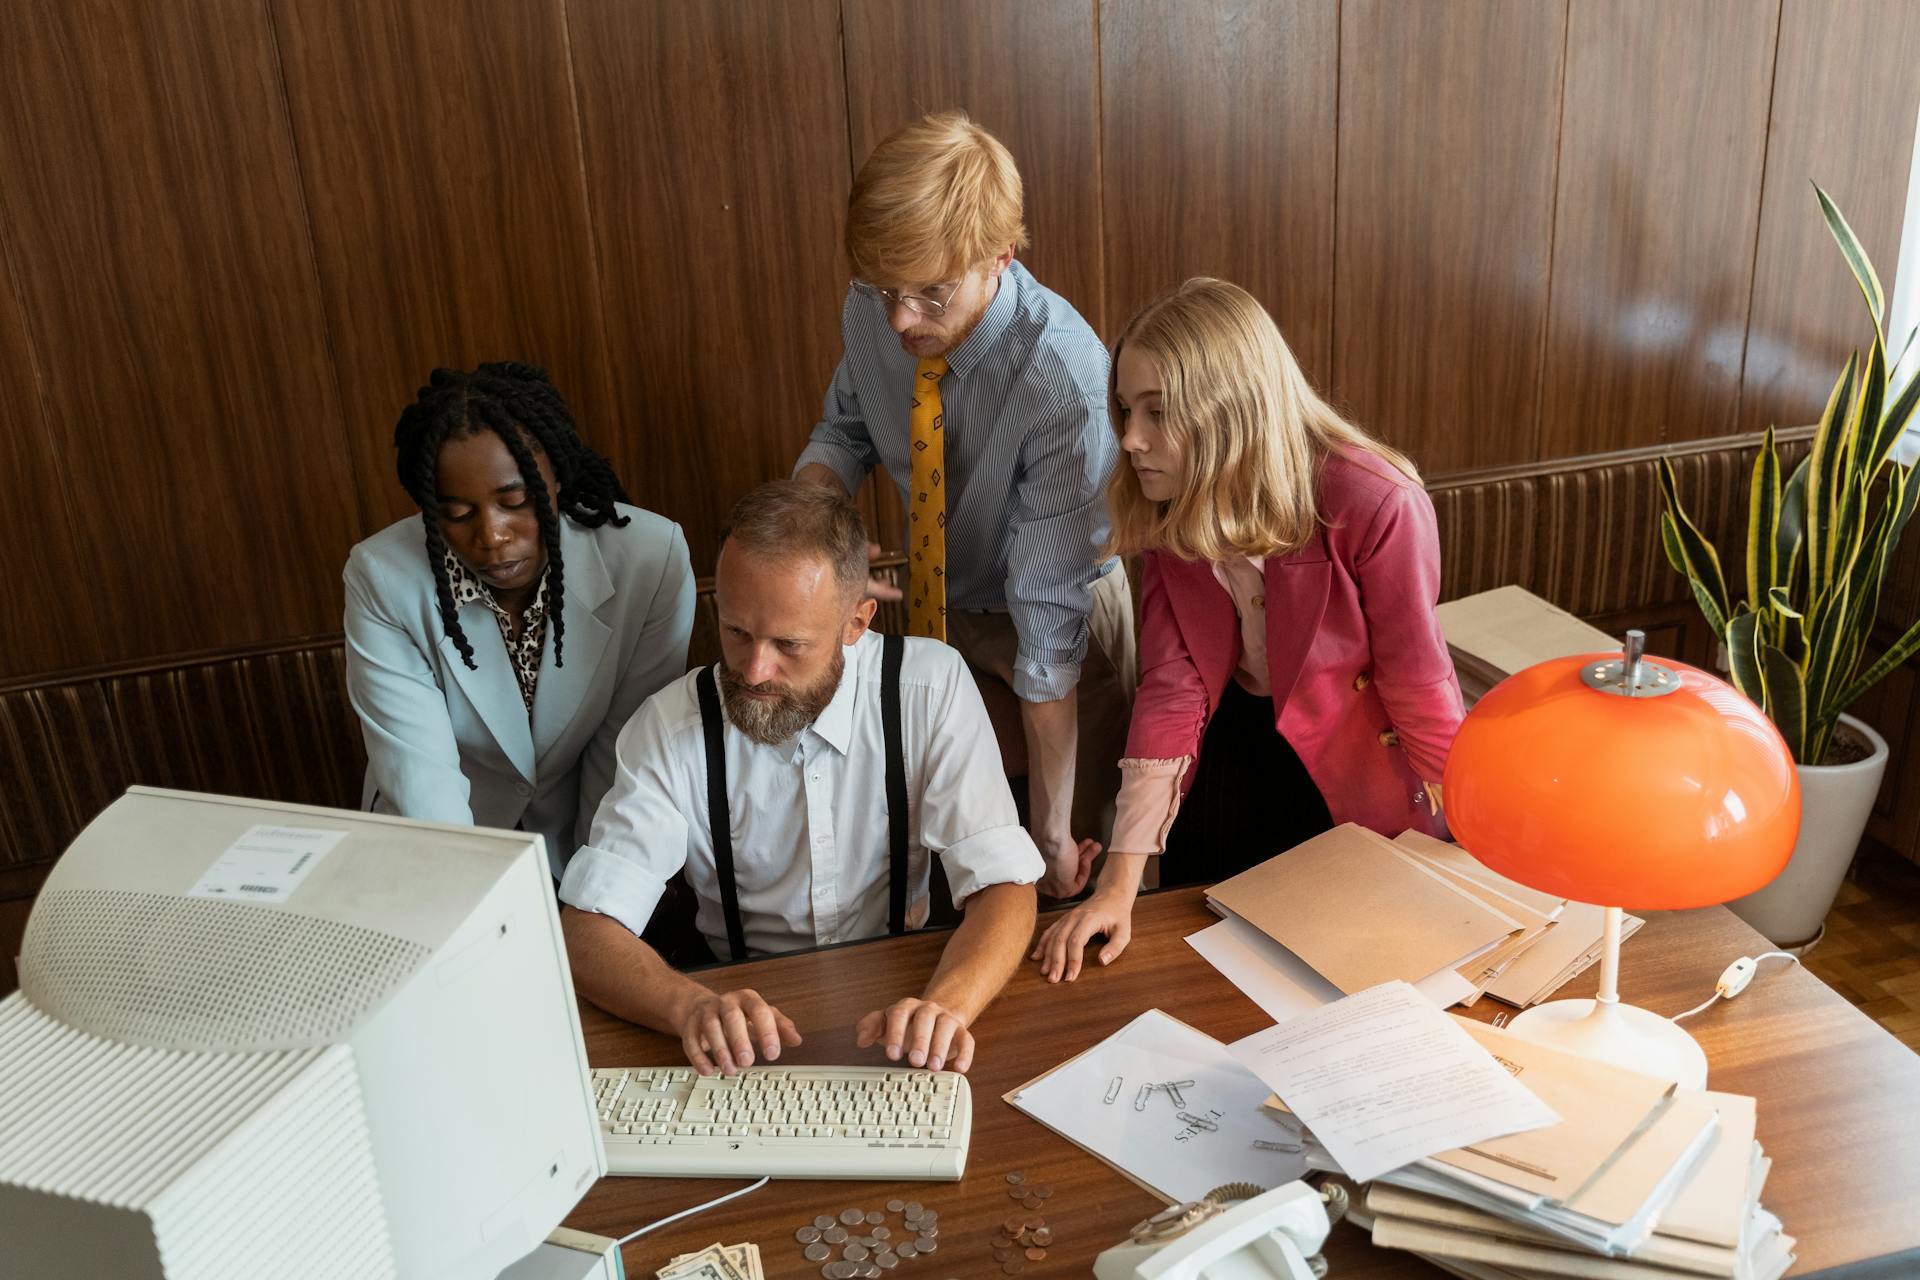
791 1199 944 1278
991 1171 1057 1273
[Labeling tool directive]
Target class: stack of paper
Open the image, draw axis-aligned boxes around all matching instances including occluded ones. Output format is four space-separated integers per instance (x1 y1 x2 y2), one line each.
1437 586 1621 704
1195 824 1635 1012
1229 983 1565 1187
1206 825 1525 1007
1250 1014 1794 1280
1392 830 1643 1008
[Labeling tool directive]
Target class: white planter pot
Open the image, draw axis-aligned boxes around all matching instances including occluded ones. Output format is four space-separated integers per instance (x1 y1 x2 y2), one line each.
1726 713 1889 947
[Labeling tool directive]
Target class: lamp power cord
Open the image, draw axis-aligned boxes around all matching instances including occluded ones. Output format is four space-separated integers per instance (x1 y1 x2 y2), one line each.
1670 951 1799 1023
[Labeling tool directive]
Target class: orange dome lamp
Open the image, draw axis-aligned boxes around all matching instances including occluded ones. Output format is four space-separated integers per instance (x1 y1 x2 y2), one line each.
1442 631 1801 1087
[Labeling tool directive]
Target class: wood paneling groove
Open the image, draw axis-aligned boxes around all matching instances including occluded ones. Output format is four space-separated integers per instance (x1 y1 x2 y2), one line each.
271 0 617 537
1099 0 1340 388
1882 533 1920 639
0 684 130 875
106 647 363 809
1536 447 1746 618
0 0 359 668
0 899 29 996
566 0 853 575
0 216 103 678
1334 0 1567 475
1430 478 1540 604
1740 0 1920 440
1431 423 1814 489
260 0 368 544
1540 0 1780 458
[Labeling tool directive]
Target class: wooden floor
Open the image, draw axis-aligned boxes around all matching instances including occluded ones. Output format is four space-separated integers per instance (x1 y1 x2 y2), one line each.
1800 845 1920 1054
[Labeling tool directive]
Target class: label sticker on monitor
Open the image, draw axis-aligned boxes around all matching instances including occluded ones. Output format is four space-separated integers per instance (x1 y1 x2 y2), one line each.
187 824 346 904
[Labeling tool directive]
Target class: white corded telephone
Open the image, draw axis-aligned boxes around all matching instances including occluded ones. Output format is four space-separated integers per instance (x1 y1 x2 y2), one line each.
1092 1181 1340 1280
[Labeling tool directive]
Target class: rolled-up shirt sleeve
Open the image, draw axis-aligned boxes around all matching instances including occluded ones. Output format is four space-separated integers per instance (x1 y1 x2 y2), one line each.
558 693 691 940
914 652 1046 904
793 354 879 498
1005 388 1118 702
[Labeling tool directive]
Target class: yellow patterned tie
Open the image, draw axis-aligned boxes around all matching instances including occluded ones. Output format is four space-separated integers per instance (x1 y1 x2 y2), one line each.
907 355 950 640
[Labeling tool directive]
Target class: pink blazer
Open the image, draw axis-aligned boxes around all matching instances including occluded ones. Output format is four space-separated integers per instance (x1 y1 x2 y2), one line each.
1125 446 1464 838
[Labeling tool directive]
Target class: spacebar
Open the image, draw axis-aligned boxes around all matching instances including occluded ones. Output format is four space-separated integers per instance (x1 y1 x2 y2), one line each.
602 1142 956 1181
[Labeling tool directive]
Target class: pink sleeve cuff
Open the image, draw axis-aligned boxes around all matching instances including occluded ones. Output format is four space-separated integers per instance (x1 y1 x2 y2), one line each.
1111 757 1192 855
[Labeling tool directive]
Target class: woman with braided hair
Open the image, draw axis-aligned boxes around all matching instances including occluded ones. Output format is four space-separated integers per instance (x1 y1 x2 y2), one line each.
344 362 694 879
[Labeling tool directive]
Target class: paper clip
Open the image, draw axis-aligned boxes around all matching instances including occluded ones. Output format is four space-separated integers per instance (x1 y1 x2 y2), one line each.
1252 1138 1302 1153
1177 1112 1219 1131
1162 1079 1193 1108
1104 1076 1124 1105
1134 1084 1153 1112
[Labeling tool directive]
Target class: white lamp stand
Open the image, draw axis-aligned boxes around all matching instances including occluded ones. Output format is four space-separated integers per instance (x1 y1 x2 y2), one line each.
1504 906 1708 1089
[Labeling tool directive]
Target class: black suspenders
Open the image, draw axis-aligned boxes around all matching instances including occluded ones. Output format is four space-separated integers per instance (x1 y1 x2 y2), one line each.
695 633 911 963
879 632 910 953
693 665 749 963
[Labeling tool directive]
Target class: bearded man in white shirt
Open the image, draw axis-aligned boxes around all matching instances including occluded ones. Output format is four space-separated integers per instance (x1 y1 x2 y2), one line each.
559 481 1043 1077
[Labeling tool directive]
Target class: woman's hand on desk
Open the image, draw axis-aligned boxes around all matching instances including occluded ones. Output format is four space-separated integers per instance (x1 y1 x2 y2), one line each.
1031 884 1137 981
855 998 975 1074
678 987 802 1076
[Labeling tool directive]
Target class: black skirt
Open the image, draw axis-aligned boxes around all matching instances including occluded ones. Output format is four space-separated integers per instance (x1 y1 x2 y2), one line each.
1160 679 1334 886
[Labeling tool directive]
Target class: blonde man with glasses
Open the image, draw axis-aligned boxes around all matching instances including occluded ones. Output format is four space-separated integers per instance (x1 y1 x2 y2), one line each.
794 111 1135 900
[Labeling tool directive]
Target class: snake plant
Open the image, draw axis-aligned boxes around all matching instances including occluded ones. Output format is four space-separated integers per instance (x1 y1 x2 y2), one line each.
1658 183 1920 765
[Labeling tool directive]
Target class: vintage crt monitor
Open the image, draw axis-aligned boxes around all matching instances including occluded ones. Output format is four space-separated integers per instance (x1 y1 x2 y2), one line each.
0 787 605 1279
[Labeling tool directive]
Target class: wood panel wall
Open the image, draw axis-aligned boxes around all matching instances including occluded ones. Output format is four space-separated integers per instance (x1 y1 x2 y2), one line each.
272 0 618 534
1 0 1917 697
1537 0 1779 458
1332 0 1565 475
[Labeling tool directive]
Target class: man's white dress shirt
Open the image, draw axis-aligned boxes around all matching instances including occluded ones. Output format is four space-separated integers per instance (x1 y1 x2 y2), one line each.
560 630 1043 958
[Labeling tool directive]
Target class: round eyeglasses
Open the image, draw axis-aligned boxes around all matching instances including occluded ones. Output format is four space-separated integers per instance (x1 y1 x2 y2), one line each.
851 279 959 318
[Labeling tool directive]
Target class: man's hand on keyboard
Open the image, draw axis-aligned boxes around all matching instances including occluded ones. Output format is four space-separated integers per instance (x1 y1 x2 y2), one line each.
679 987 802 1076
854 997 975 1074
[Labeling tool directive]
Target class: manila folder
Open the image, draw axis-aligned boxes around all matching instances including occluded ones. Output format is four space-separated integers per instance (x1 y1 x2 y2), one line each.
1206 823 1518 995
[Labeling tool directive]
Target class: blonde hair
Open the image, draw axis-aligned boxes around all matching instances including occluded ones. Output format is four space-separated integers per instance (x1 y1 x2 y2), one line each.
845 111 1030 285
1107 278 1420 562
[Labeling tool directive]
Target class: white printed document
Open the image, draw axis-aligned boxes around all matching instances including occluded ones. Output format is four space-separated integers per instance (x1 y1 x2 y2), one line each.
1227 981 1559 1183
1188 916 1477 1020
1007 1009 1306 1203
187 824 345 904
1186 916 1341 1022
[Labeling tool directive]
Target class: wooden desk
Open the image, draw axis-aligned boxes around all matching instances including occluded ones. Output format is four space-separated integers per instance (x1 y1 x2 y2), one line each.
566 889 1920 1279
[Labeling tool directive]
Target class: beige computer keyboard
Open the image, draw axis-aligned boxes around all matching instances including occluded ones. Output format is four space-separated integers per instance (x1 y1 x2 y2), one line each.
591 1064 971 1180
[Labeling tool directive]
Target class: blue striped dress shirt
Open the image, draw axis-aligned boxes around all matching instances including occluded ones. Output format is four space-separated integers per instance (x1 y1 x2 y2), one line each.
794 259 1119 702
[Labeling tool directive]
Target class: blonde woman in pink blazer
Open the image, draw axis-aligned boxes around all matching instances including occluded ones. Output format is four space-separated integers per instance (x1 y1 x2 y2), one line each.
1034 278 1464 981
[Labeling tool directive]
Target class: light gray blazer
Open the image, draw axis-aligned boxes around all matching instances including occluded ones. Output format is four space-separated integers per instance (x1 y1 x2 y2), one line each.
343 504 694 877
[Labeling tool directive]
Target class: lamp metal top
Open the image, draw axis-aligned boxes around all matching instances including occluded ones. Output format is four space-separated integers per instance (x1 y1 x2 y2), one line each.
1581 628 1682 698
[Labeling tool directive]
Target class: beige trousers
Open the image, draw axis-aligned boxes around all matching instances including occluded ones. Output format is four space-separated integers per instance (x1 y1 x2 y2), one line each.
944 565 1138 845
